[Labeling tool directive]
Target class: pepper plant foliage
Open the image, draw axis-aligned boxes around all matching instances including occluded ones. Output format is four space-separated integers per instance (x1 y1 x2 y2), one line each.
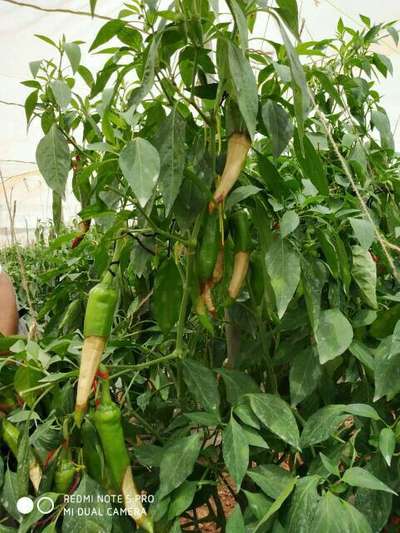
1 0 400 530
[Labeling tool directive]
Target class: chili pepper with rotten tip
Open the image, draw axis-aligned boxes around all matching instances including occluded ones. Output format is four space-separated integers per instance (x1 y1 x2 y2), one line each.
1 419 42 492
209 132 251 211
74 270 118 426
228 210 251 301
93 376 153 532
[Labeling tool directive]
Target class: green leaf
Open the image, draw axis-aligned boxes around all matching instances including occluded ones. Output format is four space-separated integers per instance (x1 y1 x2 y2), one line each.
230 0 248 51
218 368 258 405
119 138 160 207
255 478 296 532
279 23 310 147
343 467 396 495
257 153 288 200
228 42 258 139
379 428 396 466
159 433 202 499
349 341 375 371
223 416 249 488
319 453 340 478
90 20 125 51
352 246 377 309
241 426 269 449
64 43 81 73
225 185 261 211
344 404 380 421
349 218 375 250
50 80 71 109
29 60 42 78
16 424 30 498
248 464 293 499
182 359 220 414
265 238 300 319
374 336 400 400
152 258 182 334
36 124 70 195
280 210 299 238
19 493 59 533
121 37 158 124
287 475 320 533
248 393 300 448
262 100 293 158
62 474 112 532
302 259 327 331
301 405 348 447
294 132 328 195
371 109 394 150
275 0 299 37
226 504 245 533
155 107 186 215
310 492 372 533
315 309 353 364
167 481 197 519
14 365 43 407
24 90 38 124
90 0 97 16
290 347 321 405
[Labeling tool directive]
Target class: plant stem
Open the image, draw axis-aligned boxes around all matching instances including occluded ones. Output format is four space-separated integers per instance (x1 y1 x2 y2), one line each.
109 352 179 379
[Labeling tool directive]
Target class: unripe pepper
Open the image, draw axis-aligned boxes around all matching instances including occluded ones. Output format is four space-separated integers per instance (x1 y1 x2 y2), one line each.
75 271 118 425
1 419 42 491
93 377 153 532
197 212 220 283
209 133 251 211
82 417 105 486
54 447 76 494
228 210 251 301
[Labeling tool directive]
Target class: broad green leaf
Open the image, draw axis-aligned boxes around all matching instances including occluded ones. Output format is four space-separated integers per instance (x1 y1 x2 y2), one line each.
64 43 81 73
218 368 259 406
301 405 347 447
390 319 400 357
155 107 186 215
169 519 182 533
184 412 220 426
90 20 125 51
234 400 261 429
349 218 375 250
352 246 377 309
280 210 299 238
159 433 202 498
262 100 293 158
302 259 327 331
90 0 97 16
121 37 158 123
225 185 261 211
254 477 297 532
16 424 30 498
167 481 197 519
287 475 320 533
310 492 372 533
119 138 160 207
248 393 300 448
14 365 43 407
152 258 182 333
319 453 340 478
241 426 269 449
275 0 299 37
29 60 42 78
349 341 375 371
25 90 38 124
223 416 249 488
50 80 71 109
182 359 220 414
335 234 351 294
344 404 380 421
371 109 394 150
257 153 288 200
265 238 300 319
354 456 393 532
226 504 245 533
36 124 70 195
228 41 258 139
290 347 321 405
230 0 248 51
374 336 400 400
315 309 353 364
379 428 396 466
279 23 310 148
248 464 293 499
294 132 328 195
343 467 396 495
62 474 112 532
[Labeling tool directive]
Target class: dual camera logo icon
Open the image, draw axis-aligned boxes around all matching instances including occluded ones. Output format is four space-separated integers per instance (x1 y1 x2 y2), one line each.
16 496 55 515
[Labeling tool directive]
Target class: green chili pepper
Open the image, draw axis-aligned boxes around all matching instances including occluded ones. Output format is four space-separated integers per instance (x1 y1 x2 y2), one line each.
82 417 105 486
94 377 153 532
83 272 118 338
230 209 251 253
197 212 220 282
54 448 76 494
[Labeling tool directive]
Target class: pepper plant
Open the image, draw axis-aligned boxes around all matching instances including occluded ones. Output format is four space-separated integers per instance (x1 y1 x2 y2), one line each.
1 0 400 531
